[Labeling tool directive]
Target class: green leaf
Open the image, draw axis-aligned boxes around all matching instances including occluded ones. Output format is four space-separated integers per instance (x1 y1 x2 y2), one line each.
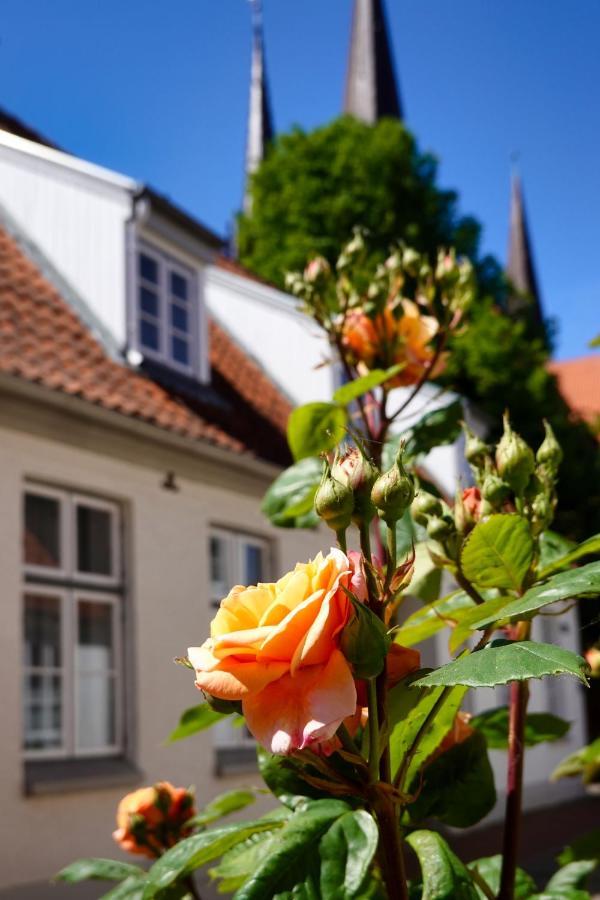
413 641 591 688
538 530 576 573
210 830 280 894
538 533 600 579
55 859 144 884
101 878 147 900
460 515 534 591
468 856 537 900
167 703 228 743
472 707 570 749
333 366 404 406
142 819 284 898
551 738 600 784
394 591 474 648
384 400 463 469
473 561 600 628
190 789 256 827
406 830 479 899
389 678 467 787
261 457 322 529
448 595 508 653
287 402 347 461
319 810 380 899
407 731 496 829
258 747 330 804
233 800 350 900
406 542 443 602
545 860 597 893
340 594 391 678
558 829 600 868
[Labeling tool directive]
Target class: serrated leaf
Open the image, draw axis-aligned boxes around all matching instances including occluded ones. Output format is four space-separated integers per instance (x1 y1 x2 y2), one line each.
261 457 322 529
190 789 256 827
413 641 590 689
473 561 600 628
406 830 479 899
142 819 283 898
389 679 467 787
287 402 347 461
538 533 600 579
319 809 380 898
538 530 576 572
394 591 474 648
468 855 537 900
472 707 570 749
406 731 496 829
167 703 228 743
406 542 443 602
233 800 350 900
333 366 404 406
448 595 508 653
461 515 534 591
545 860 597 892
551 737 600 784
55 859 144 884
384 400 463 468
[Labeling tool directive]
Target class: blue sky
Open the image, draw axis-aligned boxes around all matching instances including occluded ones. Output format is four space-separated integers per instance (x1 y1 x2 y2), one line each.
1 0 598 359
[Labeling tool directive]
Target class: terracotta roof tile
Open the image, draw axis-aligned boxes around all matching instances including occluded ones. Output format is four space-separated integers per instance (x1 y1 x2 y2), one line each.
0 227 292 465
548 356 600 426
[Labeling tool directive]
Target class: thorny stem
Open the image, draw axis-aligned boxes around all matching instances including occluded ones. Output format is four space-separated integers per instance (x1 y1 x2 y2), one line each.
359 522 379 604
373 792 409 900
498 621 531 900
455 566 487 606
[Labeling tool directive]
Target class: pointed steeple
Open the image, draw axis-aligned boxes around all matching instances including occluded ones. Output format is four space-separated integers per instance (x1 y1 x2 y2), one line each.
244 0 274 212
344 0 403 124
506 171 544 328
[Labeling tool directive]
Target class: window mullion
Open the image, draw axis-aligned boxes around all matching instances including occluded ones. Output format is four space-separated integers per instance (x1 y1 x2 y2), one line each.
63 590 76 757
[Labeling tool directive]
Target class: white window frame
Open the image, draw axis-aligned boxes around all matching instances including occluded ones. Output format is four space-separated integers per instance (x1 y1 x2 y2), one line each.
134 241 200 378
22 485 124 760
209 528 271 751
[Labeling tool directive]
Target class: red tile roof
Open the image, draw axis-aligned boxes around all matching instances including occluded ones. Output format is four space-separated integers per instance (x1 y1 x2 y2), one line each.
0 226 292 466
548 356 600 427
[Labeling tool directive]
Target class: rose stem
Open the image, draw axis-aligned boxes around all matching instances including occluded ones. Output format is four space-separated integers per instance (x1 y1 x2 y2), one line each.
498 678 530 900
374 793 409 900
336 528 348 554
366 678 380 782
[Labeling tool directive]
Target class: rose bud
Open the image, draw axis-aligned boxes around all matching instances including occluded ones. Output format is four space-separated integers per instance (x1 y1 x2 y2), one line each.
585 647 600 678
462 423 490 469
495 413 535 497
481 471 510 507
411 490 443 526
315 459 354 535
113 783 195 858
427 516 454 542
371 448 415 526
536 419 563 475
333 447 379 527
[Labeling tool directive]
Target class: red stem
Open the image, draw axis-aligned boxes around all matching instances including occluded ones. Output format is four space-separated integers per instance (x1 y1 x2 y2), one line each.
498 679 529 900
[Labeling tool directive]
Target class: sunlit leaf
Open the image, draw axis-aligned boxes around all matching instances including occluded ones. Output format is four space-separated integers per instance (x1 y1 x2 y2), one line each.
394 591 474 648
261 457 322 529
406 830 479 899
167 704 228 743
538 533 600 579
460 515 534 591
287 402 347 461
468 855 537 900
333 365 404 406
55 859 144 884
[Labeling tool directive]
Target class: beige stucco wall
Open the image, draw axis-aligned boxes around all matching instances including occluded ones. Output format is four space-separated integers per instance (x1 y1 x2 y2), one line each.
0 385 326 889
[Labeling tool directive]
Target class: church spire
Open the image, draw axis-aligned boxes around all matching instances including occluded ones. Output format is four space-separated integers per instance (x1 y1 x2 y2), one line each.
244 0 274 212
343 0 403 124
506 170 544 328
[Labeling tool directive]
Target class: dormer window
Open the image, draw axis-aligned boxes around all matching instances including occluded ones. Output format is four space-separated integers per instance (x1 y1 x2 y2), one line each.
134 242 203 377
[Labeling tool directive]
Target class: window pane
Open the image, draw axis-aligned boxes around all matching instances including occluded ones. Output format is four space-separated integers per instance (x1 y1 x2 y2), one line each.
140 318 159 351
139 253 158 284
78 601 114 669
244 543 264 586
24 493 61 568
76 673 116 750
77 505 114 576
170 303 188 333
171 335 189 366
23 672 62 750
140 286 159 317
170 271 188 300
210 536 229 602
24 594 61 668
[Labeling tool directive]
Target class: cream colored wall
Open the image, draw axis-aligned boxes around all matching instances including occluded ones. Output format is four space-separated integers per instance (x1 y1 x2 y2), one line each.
0 391 325 889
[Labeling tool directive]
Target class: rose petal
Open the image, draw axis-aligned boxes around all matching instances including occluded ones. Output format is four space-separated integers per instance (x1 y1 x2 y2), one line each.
242 649 356 754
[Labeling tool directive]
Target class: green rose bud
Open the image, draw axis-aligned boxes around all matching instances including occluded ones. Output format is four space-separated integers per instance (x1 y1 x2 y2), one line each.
481 471 511 506
371 448 415 526
495 413 535 497
463 423 490 468
427 516 454 542
531 492 554 535
536 419 563 475
333 447 379 526
411 490 443 525
314 460 354 533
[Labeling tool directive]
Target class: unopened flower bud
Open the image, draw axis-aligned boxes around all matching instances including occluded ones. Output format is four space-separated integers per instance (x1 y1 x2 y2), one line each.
585 647 600 678
463 423 490 468
304 255 330 283
314 461 354 534
371 448 415 525
457 486 483 531
333 447 378 526
536 420 562 475
495 413 535 497
411 490 443 525
531 492 554 534
427 516 454 542
481 471 510 506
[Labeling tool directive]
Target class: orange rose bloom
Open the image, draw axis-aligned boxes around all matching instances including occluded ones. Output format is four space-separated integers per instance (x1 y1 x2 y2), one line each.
189 549 357 754
585 646 600 678
113 782 195 858
342 300 442 387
